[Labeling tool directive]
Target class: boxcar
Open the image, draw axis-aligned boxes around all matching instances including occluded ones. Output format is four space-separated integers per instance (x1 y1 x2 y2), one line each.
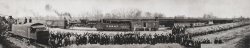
131 21 159 31
46 20 67 29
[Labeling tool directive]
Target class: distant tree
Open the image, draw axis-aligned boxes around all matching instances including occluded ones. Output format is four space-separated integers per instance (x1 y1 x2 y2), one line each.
203 13 217 19
45 4 72 20
145 12 153 18
124 9 142 19
153 13 164 18
104 13 111 19
45 4 52 11
92 10 103 20
134 10 142 19
81 8 165 20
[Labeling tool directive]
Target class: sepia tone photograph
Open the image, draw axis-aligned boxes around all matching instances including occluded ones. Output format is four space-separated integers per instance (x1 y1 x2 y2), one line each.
0 0 250 48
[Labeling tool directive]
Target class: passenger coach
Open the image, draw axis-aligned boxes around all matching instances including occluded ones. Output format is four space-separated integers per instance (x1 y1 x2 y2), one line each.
96 18 160 31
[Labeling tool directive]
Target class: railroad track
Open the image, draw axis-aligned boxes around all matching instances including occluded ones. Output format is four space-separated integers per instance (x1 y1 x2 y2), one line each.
31 42 49 48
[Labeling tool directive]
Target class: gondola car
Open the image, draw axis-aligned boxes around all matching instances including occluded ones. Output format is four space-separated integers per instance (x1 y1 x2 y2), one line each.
11 23 49 44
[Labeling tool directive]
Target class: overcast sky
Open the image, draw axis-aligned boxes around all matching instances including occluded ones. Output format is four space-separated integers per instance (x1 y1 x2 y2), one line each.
0 0 249 18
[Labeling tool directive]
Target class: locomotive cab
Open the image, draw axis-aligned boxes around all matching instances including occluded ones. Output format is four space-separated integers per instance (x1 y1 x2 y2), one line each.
30 23 50 44
29 23 47 39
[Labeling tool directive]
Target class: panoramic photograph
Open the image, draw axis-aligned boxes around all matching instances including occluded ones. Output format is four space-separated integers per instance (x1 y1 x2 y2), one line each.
0 0 250 48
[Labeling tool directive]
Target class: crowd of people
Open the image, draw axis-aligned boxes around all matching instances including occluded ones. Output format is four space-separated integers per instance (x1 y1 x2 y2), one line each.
0 16 32 31
0 16 14 31
49 32 192 47
48 32 224 48
46 25 230 48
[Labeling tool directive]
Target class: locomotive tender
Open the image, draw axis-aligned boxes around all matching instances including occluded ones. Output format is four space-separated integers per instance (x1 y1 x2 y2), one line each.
11 23 50 44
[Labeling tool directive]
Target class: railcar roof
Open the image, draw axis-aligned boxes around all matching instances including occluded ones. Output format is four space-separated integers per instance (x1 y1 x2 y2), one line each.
14 23 44 27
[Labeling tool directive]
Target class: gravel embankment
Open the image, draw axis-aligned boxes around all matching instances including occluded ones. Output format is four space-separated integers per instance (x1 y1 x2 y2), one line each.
0 32 44 48
192 24 250 48
186 21 250 35
0 35 21 48
186 22 250 34
6 37 37 48
235 32 250 48
193 24 250 41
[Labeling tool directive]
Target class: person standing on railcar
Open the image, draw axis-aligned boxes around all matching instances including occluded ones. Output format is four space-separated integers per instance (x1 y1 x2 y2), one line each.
24 17 27 24
64 17 68 29
7 16 15 31
29 17 32 23
0 16 8 33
